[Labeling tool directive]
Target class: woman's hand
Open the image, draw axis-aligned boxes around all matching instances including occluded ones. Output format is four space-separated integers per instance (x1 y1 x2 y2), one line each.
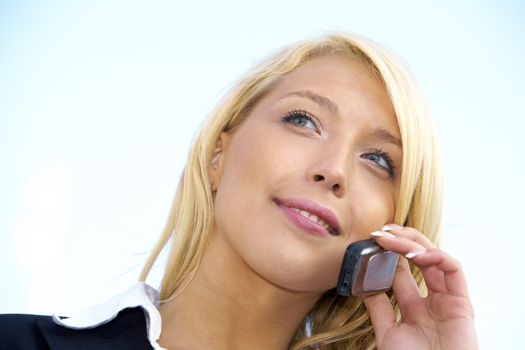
364 224 478 350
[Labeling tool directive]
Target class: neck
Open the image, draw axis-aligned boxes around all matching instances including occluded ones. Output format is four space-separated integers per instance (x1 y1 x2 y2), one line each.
158 233 321 350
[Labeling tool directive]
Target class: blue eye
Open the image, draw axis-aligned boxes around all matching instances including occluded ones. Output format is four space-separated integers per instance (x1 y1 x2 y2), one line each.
281 110 319 133
362 149 396 179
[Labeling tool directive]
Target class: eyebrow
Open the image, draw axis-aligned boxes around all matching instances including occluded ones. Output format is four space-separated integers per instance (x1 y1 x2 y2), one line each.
373 127 403 149
280 90 339 114
280 89 402 149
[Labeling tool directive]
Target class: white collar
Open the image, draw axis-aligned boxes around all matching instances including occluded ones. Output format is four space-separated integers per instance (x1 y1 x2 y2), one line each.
52 282 164 350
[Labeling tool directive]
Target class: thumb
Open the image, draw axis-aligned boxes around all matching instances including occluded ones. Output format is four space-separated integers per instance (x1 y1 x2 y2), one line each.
363 293 396 345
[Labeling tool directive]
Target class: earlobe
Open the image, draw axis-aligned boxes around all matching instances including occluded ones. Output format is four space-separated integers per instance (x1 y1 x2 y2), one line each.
209 132 230 192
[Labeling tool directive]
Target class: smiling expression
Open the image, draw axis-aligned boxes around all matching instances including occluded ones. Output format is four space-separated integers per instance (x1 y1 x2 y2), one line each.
210 55 402 293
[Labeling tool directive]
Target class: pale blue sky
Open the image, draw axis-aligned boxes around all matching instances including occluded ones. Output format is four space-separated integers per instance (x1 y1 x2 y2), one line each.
1 1 524 349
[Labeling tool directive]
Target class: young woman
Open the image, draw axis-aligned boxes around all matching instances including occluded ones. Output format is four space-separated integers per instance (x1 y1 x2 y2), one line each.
0 33 477 350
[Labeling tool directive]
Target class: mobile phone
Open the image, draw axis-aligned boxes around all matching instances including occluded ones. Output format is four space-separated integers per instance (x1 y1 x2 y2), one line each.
336 239 399 297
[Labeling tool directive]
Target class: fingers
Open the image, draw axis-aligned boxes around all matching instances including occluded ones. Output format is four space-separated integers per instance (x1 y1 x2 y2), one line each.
370 224 469 298
369 226 429 312
391 257 422 315
375 224 435 250
363 292 396 345
410 248 469 297
384 224 435 247
370 229 427 257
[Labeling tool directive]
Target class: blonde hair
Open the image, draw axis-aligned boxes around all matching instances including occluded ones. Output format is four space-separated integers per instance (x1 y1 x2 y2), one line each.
140 33 443 350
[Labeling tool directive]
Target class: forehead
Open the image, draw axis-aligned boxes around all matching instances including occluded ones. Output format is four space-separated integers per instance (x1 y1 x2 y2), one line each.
284 55 384 88
262 55 398 133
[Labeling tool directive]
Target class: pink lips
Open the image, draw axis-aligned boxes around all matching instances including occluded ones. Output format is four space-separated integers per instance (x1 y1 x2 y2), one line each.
274 198 341 238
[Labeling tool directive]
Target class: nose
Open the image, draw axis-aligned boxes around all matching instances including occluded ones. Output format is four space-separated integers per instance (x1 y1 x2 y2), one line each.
308 144 350 198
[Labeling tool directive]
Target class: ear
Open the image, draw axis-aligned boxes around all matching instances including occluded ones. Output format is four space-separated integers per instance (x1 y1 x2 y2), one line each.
209 132 230 192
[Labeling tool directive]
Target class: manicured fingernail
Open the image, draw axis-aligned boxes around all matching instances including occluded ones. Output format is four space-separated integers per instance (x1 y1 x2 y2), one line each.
405 250 426 259
382 224 404 231
370 230 396 238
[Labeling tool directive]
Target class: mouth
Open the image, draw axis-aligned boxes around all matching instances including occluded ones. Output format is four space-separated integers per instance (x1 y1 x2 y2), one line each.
274 197 341 237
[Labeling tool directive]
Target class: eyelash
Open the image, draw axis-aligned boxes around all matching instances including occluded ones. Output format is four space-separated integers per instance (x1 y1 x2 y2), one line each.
281 109 320 133
362 148 397 180
281 110 397 180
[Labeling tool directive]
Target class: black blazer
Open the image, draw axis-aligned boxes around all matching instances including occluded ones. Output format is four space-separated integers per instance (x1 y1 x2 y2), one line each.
0 307 153 350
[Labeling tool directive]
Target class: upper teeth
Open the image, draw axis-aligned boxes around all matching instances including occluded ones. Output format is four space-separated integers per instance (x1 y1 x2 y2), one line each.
290 207 333 232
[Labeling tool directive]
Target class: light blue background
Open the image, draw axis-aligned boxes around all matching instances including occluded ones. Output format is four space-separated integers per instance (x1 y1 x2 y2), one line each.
1 1 524 349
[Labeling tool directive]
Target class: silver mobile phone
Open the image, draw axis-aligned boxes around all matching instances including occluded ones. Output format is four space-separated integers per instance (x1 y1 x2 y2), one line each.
336 239 399 296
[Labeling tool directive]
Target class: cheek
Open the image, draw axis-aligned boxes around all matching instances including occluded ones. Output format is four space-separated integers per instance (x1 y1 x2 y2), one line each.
350 175 396 239
216 132 278 207
212 128 284 250
217 126 304 205
212 141 343 292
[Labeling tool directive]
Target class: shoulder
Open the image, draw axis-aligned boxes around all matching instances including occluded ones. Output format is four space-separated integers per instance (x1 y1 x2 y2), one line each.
0 313 51 350
0 307 153 350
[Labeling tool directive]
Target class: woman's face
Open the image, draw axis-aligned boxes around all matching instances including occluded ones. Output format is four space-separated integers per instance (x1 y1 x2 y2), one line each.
211 55 402 293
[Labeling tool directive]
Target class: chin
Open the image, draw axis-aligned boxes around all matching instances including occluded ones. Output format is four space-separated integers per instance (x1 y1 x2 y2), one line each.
245 247 340 294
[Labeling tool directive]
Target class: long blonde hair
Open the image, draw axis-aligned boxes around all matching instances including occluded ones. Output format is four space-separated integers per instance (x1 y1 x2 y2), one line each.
140 33 443 350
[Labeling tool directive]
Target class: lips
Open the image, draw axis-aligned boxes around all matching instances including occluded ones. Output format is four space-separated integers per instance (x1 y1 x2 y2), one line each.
274 197 341 236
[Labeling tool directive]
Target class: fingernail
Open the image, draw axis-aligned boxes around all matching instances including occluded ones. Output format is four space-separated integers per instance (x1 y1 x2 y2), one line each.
370 230 396 238
382 224 404 231
405 250 426 259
